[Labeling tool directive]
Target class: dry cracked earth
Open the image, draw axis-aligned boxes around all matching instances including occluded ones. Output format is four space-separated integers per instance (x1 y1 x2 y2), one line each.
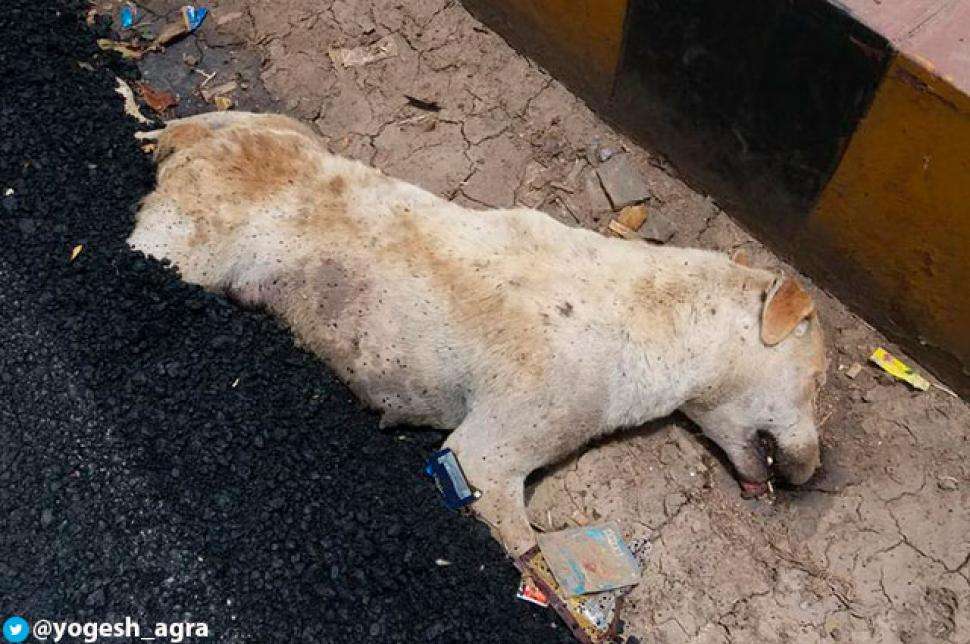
106 0 969 641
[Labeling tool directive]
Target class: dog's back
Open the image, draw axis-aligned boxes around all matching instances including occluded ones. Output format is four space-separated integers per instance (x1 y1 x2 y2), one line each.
132 112 746 425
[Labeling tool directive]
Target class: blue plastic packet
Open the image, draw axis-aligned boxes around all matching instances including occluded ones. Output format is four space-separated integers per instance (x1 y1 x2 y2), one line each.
181 5 208 32
120 3 140 29
424 449 478 510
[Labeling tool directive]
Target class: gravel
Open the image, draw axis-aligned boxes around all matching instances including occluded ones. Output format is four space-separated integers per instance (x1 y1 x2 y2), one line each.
0 3 569 641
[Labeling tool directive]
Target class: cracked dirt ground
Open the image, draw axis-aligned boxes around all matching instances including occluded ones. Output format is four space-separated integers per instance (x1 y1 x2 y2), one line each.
112 0 970 641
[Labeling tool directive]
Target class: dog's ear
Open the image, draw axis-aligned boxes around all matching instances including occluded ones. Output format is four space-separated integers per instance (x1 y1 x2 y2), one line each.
762 276 814 345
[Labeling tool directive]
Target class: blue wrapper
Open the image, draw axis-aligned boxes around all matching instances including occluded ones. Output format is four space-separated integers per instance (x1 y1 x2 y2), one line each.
424 449 477 510
181 5 208 32
120 4 140 29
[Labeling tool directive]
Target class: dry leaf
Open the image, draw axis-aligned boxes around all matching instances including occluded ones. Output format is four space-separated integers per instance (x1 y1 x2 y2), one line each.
328 35 398 68
607 220 640 240
114 77 153 125
614 204 649 233
200 80 237 102
98 38 143 60
70 245 84 262
214 96 233 111
136 81 178 113
217 11 244 25
149 20 190 51
405 95 441 112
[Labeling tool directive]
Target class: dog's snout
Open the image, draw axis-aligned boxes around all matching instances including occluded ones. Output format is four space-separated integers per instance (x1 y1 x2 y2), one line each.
771 427 820 485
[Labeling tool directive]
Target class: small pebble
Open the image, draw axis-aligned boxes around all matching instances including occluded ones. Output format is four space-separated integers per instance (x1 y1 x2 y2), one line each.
938 476 959 491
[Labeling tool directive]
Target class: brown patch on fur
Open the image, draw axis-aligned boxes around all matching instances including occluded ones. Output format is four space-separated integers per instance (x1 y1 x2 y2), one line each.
327 175 346 197
154 126 327 250
383 213 548 381
212 130 312 202
287 189 360 243
305 258 364 327
225 273 286 309
155 123 212 163
185 207 235 250
270 258 372 374
762 277 815 345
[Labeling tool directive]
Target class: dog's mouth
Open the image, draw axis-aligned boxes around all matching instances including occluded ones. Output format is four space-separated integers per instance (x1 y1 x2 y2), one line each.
739 432 778 498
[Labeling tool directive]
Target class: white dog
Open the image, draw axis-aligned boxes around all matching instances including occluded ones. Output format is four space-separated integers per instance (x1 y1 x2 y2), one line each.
129 112 826 556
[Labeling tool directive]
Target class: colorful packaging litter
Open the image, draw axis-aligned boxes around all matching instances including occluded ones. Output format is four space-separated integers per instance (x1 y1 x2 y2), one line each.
538 522 640 596
870 347 930 391
181 5 208 32
120 3 140 29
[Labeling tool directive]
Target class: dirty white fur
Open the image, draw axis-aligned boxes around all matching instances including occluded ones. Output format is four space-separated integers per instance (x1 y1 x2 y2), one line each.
129 112 826 556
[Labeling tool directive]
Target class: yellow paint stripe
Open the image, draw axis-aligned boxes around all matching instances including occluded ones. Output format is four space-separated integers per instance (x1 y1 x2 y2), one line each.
810 54 970 384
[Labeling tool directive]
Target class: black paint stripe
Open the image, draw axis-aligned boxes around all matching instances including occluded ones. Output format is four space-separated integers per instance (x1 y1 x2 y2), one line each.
610 0 892 241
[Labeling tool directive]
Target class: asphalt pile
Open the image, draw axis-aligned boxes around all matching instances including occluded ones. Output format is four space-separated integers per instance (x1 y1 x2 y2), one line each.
0 2 569 641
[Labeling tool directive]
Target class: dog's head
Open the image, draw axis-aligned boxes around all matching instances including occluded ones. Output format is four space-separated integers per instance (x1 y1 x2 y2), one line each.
683 273 826 491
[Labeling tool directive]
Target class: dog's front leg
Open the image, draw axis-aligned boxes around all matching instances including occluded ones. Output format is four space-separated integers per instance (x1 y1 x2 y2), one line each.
443 414 538 558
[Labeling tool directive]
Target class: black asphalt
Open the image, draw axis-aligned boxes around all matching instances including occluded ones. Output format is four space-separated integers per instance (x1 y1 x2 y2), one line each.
0 3 570 641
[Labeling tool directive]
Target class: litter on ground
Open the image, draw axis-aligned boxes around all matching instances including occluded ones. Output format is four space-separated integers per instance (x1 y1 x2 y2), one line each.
516 576 550 607
539 522 640 597
120 3 140 29
201 80 237 103
608 204 648 239
870 347 930 391
216 11 244 26
405 95 442 112
114 77 153 124
98 38 143 60
181 5 209 32
424 449 478 510
515 546 627 643
328 35 399 68
149 5 208 51
135 81 177 113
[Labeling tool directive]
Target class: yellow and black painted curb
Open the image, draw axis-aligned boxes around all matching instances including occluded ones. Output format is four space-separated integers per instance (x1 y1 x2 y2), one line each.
462 0 970 397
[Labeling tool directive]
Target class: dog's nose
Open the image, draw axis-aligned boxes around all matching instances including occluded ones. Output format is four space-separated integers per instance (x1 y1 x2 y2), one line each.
771 426 820 485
